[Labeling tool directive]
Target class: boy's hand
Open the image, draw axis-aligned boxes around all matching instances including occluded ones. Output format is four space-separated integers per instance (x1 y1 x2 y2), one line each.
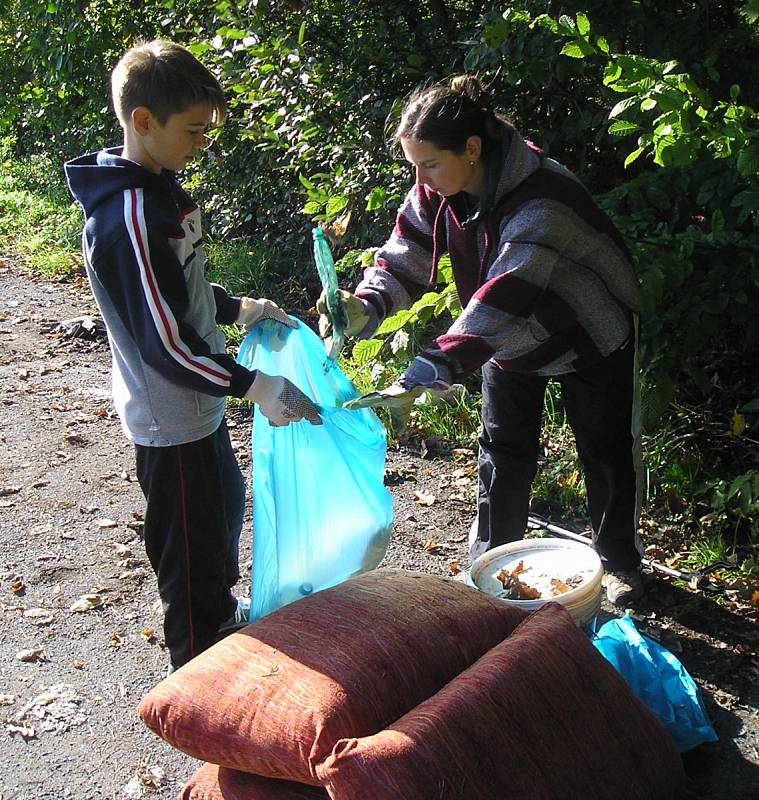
316 290 378 340
237 297 297 331
245 371 322 427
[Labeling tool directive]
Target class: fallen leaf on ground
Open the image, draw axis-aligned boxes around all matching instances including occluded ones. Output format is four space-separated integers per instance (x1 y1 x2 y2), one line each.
16 648 48 663
449 561 461 575
413 489 436 506
0 694 15 705
69 593 103 613
63 433 88 445
423 539 442 553
0 486 21 497
5 720 35 740
96 518 117 529
23 608 54 625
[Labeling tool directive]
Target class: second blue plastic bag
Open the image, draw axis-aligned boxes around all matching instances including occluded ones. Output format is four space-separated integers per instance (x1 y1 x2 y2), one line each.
592 614 718 752
237 318 393 621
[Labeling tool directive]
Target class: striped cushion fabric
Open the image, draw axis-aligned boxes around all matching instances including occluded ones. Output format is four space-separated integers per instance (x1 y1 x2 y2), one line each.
179 763 329 800
317 602 686 800
138 568 528 785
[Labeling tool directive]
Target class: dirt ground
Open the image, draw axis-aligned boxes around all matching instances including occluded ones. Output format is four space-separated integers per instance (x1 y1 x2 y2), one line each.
1 263 757 800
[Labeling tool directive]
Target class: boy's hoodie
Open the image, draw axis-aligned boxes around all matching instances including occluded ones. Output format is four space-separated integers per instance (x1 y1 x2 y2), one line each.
65 148 255 446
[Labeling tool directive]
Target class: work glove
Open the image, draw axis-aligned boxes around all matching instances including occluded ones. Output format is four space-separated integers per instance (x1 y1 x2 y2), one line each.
316 290 379 340
342 356 453 431
244 371 322 427
237 297 297 331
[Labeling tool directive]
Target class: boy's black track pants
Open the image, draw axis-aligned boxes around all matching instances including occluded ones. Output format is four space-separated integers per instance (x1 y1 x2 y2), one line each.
135 419 245 668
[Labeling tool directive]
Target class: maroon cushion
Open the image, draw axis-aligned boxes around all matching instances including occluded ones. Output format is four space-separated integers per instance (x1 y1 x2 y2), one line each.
180 763 329 800
317 603 686 800
138 568 528 785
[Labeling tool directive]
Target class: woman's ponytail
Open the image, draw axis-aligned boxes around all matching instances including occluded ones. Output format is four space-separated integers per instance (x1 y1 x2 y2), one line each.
391 74 508 158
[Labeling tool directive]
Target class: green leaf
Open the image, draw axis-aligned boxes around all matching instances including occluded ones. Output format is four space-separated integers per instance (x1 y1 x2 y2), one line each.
595 35 610 54
624 146 646 168
560 39 595 58
608 120 638 135
351 338 384 365
326 195 348 218
737 143 759 176
609 96 638 119
377 309 413 335
576 12 590 35
557 14 576 34
365 187 386 211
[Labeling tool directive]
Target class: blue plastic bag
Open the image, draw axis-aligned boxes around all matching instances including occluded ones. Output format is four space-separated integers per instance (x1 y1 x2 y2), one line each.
237 318 393 621
592 614 718 752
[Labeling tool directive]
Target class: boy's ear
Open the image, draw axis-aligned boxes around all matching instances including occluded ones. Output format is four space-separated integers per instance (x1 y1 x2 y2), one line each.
131 106 153 137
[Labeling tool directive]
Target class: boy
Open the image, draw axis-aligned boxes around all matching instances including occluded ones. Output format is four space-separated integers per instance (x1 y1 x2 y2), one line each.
65 40 321 673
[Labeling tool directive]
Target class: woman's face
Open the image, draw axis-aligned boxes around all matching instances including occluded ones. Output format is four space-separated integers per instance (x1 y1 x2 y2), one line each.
401 135 483 197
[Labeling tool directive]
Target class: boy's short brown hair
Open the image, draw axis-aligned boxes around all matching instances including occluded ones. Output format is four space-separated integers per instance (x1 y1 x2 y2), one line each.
111 39 227 127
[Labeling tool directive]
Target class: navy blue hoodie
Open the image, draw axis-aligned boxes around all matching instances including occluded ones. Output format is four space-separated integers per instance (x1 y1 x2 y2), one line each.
65 148 256 445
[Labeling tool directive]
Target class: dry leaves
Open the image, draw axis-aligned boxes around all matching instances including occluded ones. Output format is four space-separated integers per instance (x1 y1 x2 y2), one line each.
69 593 103 613
24 608 54 625
496 561 542 600
16 648 48 663
413 489 436 506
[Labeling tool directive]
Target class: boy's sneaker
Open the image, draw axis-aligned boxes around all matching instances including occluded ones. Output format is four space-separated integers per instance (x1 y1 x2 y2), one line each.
219 597 251 632
603 569 644 607
166 661 176 678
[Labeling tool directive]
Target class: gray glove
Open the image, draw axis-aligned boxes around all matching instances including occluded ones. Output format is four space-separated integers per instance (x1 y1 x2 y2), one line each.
316 290 379 340
237 297 297 331
398 355 452 391
342 356 454 432
244 371 322 426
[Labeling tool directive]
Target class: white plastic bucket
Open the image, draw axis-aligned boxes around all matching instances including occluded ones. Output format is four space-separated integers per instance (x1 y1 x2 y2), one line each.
467 537 603 627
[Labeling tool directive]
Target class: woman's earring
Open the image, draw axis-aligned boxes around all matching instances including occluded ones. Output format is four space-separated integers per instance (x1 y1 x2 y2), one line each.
469 160 475 166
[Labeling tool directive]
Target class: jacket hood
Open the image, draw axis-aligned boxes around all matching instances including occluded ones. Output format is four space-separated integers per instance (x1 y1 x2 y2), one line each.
64 148 171 215
455 123 542 229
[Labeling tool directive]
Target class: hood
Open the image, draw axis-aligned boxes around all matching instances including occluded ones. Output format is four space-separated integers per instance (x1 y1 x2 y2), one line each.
64 147 171 215
454 123 542 229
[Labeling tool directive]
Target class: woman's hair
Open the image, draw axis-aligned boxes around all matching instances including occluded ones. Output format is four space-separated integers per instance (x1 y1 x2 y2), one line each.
390 75 510 158
111 40 227 127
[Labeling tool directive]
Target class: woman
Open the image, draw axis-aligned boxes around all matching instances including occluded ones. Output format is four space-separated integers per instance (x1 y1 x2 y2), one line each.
320 75 644 606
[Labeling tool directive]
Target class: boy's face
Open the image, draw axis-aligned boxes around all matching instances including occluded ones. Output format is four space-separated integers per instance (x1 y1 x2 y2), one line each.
132 102 213 174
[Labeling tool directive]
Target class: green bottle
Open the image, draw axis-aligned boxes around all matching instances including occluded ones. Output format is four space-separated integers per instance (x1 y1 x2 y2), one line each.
312 227 347 360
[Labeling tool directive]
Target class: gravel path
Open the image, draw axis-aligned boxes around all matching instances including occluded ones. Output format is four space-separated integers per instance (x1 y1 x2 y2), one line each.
1 264 757 799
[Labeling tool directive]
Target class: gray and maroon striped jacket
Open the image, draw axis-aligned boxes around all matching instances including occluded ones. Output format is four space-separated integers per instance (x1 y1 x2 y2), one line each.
355 127 640 379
